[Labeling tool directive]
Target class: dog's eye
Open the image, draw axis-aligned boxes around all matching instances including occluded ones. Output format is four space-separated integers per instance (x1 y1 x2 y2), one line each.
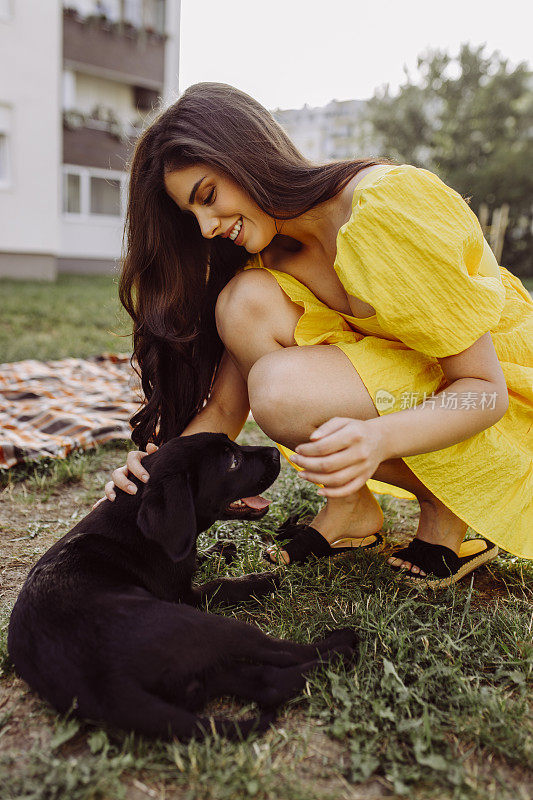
228 453 239 470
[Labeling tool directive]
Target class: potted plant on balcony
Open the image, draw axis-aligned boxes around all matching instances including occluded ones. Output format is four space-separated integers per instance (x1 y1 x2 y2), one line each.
85 12 110 30
63 110 86 131
91 105 108 123
144 25 165 43
122 20 138 39
63 7 80 21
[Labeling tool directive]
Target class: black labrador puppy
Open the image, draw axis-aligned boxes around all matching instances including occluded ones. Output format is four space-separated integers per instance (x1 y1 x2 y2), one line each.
8 432 356 740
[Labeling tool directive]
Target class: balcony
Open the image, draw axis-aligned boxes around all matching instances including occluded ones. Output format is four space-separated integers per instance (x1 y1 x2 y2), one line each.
63 7 165 90
63 116 137 170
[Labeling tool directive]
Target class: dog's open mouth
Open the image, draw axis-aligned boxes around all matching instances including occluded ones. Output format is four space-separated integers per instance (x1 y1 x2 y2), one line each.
221 495 271 520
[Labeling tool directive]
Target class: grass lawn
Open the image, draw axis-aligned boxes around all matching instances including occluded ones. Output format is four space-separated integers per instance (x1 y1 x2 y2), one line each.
0 276 532 800
521 276 533 295
0 274 131 362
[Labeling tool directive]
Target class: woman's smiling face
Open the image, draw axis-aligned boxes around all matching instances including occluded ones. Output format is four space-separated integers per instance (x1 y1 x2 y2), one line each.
164 164 278 253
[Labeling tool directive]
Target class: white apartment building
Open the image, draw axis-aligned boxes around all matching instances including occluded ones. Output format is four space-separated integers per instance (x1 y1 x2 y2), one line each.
0 0 180 279
0 0 61 279
273 98 370 163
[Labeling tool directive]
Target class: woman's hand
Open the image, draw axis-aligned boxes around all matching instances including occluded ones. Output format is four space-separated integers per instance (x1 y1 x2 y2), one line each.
92 442 159 509
290 417 388 498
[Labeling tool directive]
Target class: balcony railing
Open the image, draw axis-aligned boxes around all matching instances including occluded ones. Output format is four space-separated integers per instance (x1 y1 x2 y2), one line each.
63 0 165 36
63 119 136 171
63 5 165 90
63 108 143 144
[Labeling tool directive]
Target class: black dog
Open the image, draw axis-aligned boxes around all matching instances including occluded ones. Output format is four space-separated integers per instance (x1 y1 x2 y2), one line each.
8 432 356 740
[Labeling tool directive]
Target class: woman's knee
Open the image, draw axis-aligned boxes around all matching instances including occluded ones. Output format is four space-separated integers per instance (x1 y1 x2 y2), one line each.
215 268 279 342
248 344 380 427
247 351 295 421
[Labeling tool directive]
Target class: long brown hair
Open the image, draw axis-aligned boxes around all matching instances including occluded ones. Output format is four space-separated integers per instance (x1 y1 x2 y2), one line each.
120 82 387 448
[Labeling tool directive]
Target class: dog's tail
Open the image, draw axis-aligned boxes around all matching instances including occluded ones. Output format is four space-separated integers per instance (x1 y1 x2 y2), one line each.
108 693 276 741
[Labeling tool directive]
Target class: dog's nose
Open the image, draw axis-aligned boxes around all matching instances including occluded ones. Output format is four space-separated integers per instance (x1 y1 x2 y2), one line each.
269 448 281 467
265 448 281 482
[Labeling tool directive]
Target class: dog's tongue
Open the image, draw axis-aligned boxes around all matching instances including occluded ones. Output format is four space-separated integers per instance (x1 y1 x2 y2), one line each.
241 495 271 510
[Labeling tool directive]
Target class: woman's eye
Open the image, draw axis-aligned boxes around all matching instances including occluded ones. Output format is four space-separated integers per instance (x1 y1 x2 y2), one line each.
203 188 215 205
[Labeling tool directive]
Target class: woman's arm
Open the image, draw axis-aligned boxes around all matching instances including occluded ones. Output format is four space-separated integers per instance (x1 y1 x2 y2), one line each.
291 333 509 498
370 332 509 459
97 349 250 504
181 348 250 441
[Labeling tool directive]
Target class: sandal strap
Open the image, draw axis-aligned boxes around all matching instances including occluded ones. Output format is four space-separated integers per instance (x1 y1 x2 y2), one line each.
269 514 384 565
274 513 309 542
276 526 333 562
391 539 461 578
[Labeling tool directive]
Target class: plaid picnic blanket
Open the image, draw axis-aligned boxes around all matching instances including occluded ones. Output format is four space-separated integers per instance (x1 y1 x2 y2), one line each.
0 354 142 469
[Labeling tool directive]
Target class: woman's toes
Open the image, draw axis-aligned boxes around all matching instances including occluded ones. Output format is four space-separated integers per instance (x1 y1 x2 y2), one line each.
387 555 427 577
266 547 290 565
407 564 427 577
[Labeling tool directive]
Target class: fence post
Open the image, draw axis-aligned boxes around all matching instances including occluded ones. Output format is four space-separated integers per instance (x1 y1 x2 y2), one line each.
478 203 510 264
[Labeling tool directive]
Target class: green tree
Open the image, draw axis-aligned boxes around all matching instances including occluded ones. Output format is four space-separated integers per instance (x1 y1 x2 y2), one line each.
363 44 533 277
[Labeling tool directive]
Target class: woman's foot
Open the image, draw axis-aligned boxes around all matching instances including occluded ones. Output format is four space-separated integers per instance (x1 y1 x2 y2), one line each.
387 499 468 576
266 485 384 565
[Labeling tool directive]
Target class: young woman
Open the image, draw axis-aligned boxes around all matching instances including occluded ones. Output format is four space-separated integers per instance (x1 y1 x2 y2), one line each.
98 82 533 585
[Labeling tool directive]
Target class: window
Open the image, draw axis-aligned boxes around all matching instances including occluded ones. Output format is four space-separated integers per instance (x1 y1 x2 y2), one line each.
143 0 165 33
123 0 165 32
95 0 121 21
67 0 164 31
63 172 81 213
90 176 120 216
123 0 142 26
62 165 127 219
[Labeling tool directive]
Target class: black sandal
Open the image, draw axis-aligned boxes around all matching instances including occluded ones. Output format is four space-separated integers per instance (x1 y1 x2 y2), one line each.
264 513 384 566
388 537 499 588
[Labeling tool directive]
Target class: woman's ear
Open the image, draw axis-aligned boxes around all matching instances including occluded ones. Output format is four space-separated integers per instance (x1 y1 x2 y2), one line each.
136 472 197 562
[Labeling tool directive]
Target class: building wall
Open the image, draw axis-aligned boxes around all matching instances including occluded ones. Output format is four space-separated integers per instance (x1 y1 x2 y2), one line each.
0 0 61 279
61 212 125 261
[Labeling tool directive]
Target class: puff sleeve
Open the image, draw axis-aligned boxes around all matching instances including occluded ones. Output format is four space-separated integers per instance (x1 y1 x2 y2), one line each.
334 165 506 358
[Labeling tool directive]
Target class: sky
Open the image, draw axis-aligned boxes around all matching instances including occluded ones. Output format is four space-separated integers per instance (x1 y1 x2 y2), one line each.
178 0 533 110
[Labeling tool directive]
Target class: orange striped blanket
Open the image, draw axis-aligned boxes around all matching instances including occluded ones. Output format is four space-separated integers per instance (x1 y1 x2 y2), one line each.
0 354 141 469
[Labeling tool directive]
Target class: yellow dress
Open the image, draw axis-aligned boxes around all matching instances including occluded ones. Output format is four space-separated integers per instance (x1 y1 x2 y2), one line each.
244 164 533 560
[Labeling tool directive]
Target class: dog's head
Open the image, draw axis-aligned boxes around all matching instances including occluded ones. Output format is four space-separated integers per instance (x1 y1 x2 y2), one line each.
136 432 280 562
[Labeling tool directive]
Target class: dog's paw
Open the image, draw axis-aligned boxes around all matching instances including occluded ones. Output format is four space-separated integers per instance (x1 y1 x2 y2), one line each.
323 643 357 668
197 541 238 565
315 627 358 653
247 571 281 594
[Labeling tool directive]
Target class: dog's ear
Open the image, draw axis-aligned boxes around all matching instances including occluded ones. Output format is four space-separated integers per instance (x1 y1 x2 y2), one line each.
136 472 196 562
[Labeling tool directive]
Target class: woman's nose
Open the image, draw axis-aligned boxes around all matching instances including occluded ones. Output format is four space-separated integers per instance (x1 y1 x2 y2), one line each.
198 212 219 239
